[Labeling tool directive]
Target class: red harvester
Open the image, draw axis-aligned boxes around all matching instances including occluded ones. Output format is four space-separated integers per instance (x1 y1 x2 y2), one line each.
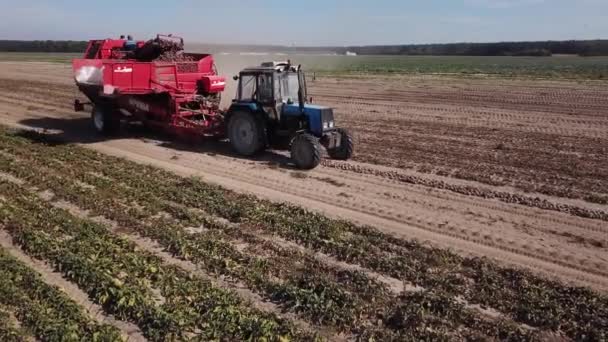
72 35 226 137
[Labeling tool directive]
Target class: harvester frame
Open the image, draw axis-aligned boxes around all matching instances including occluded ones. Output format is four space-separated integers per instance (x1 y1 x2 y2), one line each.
72 35 226 138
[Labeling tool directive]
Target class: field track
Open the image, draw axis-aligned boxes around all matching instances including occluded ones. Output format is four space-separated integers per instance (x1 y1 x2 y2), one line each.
0 61 607 339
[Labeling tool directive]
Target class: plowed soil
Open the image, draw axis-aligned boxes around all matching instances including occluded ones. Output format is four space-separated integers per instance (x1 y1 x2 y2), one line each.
310 76 608 205
0 61 607 295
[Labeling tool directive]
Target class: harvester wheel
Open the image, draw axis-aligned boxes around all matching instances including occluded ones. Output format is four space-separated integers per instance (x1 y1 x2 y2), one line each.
327 128 354 160
91 106 120 135
227 111 266 156
291 133 321 170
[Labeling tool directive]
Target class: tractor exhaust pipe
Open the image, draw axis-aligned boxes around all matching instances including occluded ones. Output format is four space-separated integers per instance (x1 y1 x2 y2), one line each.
297 64 305 112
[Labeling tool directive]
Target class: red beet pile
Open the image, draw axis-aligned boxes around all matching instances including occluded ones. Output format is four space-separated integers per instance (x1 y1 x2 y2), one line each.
134 38 196 67
154 39 194 62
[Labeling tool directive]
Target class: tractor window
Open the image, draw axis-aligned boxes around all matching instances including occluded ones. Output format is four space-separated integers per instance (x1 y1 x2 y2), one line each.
239 75 257 101
280 73 300 104
257 73 274 104
274 74 282 100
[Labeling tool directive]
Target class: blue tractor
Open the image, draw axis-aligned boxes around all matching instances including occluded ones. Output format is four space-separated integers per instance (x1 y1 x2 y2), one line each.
225 61 353 169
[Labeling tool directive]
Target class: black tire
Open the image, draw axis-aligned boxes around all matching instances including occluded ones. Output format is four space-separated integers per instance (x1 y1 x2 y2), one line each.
91 106 120 135
327 128 354 160
291 133 321 170
227 111 266 156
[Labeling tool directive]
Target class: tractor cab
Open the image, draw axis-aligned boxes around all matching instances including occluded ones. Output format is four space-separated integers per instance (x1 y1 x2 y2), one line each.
226 61 353 169
234 62 305 123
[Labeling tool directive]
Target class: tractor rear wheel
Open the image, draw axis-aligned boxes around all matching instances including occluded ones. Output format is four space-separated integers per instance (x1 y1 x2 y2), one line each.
327 128 354 160
227 111 266 156
291 133 321 170
91 106 120 135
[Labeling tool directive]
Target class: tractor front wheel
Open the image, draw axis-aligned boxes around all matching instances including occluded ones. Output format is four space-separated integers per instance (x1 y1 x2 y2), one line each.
327 128 354 160
227 111 266 156
291 133 321 170
91 106 120 135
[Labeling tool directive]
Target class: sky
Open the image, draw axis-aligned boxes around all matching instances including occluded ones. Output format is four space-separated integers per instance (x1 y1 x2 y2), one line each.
0 0 607 46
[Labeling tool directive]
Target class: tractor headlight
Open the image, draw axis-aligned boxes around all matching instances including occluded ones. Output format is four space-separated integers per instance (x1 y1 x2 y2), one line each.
320 108 335 131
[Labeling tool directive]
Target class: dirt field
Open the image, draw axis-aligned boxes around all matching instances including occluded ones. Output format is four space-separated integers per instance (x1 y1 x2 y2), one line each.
311 75 608 203
0 61 606 339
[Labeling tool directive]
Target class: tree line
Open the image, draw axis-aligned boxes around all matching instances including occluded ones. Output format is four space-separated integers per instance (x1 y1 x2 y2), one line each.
333 40 608 56
1 39 607 56
0 40 87 53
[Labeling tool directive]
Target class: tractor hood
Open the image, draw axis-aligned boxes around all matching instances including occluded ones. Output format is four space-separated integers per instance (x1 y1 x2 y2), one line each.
283 103 335 136
283 103 331 112
295 103 330 111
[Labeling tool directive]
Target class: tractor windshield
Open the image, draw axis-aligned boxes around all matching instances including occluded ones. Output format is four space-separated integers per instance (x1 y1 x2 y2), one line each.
278 72 300 104
238 75 257 101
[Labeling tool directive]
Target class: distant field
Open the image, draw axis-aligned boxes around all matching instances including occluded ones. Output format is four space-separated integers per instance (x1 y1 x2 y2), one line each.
302 55 608 79
0 52 79 63
1 52 608 80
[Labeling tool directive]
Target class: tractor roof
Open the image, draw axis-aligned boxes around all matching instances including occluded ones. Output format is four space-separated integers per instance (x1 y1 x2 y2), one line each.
240 66 277 74
240 61 299 75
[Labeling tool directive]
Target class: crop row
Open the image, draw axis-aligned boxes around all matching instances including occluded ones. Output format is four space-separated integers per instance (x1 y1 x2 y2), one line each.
0 132 543 338
0 305 28 342
0 151 387 335
0 247 123 341
1 128 607 339
0 162 530 340
0 179 309 341
0 134 508 339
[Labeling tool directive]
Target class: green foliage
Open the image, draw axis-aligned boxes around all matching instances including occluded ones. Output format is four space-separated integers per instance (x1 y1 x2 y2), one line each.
0 127 606 340
0 249 123 341
0 182 307 341
0 305 28 342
